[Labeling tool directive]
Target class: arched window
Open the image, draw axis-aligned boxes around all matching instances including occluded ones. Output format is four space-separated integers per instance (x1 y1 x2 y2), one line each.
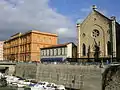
87 45 90 57
107 41 111 55
82 43 86 56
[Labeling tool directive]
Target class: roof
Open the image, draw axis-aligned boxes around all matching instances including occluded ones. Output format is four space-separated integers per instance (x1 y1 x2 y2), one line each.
23 30 57 37
5 30 58 42
11 32 22 38
79 9 120 27
41 42 76 49
94 10 111 21
94 10 120 27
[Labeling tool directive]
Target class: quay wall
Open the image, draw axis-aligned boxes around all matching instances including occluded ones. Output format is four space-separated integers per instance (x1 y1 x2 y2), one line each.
15 63 37 79
15 63 102 90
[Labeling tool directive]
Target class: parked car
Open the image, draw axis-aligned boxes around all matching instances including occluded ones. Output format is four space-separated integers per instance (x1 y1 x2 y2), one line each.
56 85 65 90
109 62 120 66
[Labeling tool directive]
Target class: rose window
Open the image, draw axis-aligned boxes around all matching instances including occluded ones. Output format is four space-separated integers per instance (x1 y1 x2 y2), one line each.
92 29 100 38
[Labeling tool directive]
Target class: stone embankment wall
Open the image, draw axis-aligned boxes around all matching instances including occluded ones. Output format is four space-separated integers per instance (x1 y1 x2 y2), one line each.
15 63 102 90
15 63 37 79
0 64 16 75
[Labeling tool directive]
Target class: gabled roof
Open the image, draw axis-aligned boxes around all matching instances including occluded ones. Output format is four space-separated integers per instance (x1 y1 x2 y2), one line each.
94 10 111 21
94 9 120 26
80 9 120 26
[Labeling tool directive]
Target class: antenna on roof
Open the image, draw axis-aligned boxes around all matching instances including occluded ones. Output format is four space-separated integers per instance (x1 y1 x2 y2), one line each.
92 5 97 10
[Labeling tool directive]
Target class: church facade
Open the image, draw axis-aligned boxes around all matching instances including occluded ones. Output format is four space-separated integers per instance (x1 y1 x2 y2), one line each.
77 6 120 61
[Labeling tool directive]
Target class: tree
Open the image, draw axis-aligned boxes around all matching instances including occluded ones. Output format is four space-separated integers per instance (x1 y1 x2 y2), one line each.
93 39 100 62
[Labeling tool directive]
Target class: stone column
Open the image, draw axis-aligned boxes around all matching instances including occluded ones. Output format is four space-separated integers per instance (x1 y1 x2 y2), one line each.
76 23 81 58
111 16 116 57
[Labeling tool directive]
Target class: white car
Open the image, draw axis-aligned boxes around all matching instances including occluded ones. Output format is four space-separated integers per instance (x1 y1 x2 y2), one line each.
31 82 49 90
31 87 42 90
34 81 49 88
17 83 26 88
6 76 19 84
109 62 120 66
17 80 31 87
56 85 66 90
45 83 57 90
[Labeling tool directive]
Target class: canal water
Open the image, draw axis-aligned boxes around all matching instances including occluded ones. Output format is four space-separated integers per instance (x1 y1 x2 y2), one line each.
0 87 17 90
0 87 31 90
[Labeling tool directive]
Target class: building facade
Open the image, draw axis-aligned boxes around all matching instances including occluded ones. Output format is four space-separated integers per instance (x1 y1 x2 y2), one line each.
77 6 120 61
4 30 57 62
0 41 4 60
40 42 77 63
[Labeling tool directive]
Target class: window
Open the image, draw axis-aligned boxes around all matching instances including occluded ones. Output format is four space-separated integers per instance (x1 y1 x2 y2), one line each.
60 48 62 55
41 50 43 56
29 44 31 51
44 50 46 56
54 49 57 56
47 49 49 56
82 43 86 56
56 48 58 55
62 48 65 55
107 41 111 55
82 33 86 37
58 48 61 55
43 50 45 56
22 46 24 52
92 29 100 38
49 38 52 44
50 49 53 56
52 49 54 56
87 45 90 57
44 37 46 43
107 29 110 34
65 47 67 55
42 50 44 56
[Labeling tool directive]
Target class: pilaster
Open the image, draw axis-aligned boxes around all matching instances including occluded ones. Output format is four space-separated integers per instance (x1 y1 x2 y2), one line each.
76 23 81 58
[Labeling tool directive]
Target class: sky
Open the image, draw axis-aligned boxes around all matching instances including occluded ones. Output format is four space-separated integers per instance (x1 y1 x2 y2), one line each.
0 0 120 44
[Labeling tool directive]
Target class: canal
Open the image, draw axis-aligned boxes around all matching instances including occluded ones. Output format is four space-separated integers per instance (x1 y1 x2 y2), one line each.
0 87 31 90
0 87 17 90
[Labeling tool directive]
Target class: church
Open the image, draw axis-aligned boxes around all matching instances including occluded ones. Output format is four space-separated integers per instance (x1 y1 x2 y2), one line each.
77 5 120 62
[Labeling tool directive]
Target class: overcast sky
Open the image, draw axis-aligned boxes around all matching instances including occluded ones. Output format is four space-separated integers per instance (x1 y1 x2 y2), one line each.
0 0 120 44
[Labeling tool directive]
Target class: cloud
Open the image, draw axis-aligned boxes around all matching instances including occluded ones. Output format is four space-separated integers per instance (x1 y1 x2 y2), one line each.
80 8 90 12
56 28 76 38
0 0 75 43
76 19 84 24
80 6 108 16
99 9 108 16
117 17 120 23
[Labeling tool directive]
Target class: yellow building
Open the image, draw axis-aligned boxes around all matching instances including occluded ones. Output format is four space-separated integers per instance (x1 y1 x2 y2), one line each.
3 30 58 62
0 41 4 60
